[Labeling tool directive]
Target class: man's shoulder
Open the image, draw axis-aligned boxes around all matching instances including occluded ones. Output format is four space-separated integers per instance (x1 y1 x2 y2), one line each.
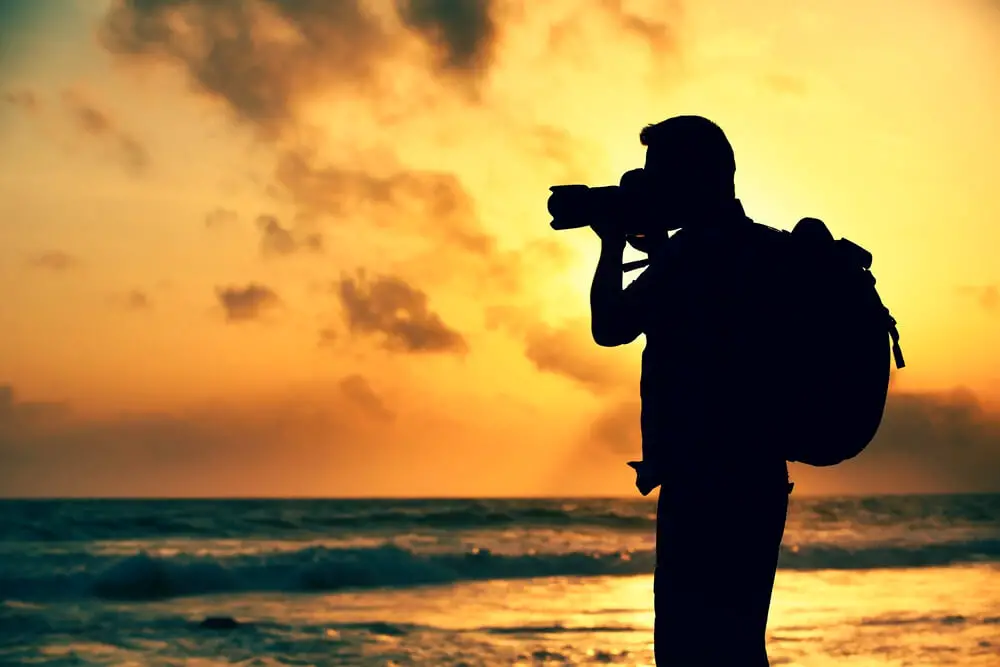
746 220 790 242
748 220 786 233
742 221 794 262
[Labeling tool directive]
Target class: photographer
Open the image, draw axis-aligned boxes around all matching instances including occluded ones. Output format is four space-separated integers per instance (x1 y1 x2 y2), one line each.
588 116 792 666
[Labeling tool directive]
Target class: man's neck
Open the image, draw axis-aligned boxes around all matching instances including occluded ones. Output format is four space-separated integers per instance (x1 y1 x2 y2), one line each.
705 197 745 223
679 198 746 234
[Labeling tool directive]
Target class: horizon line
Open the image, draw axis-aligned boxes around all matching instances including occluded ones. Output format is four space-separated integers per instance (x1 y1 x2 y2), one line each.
1 490 997 502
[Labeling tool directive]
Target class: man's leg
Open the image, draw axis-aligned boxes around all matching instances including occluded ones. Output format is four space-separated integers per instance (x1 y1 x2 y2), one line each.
730 481 790 665
653 488 720 665
653 480 790 666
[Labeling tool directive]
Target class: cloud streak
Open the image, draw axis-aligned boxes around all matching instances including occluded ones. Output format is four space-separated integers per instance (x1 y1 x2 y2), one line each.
113 290 152 311
0 382 394 497
854 389 1000 491
61 89 150 174
27 251 81 272
256 214 323 257
272 149 493 255
339 374 395 422
2 88 41 113
580 389 1000 494
204 208 238 228
523 321 631 393
335 271 468 354
216 283 282 322
486 306 633 394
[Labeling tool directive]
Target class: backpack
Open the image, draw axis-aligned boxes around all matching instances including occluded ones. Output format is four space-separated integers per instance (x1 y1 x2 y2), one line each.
750 217 905 466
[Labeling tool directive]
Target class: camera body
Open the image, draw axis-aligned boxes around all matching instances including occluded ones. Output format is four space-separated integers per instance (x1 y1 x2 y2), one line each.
547 168 680 235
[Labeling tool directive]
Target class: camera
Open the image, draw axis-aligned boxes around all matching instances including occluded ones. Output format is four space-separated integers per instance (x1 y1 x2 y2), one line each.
547 168 677 235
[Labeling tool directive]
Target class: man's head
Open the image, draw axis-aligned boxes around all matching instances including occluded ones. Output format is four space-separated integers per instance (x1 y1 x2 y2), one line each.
639 115 736 219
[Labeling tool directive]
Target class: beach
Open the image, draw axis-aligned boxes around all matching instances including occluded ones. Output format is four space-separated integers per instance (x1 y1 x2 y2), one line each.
1 495 998 666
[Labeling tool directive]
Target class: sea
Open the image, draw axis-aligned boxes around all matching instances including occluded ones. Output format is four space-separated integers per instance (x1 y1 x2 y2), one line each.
0 495 998 666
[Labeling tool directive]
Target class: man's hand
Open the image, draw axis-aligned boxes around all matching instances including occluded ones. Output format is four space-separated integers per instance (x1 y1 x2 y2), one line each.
590 225 640 346
628 460 662 496
590 217 627 247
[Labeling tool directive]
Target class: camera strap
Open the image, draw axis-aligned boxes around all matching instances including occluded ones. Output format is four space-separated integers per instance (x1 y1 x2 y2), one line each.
623 258 650 273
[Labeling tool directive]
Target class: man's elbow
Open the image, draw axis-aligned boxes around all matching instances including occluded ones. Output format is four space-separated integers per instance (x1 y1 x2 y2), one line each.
592 323 637 347
592 331 619 347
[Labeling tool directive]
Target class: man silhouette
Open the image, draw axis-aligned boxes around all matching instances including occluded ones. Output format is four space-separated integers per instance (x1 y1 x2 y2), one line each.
590 115 792 666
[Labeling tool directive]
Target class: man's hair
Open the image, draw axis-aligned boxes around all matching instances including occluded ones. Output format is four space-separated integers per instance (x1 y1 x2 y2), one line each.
639 115 736 196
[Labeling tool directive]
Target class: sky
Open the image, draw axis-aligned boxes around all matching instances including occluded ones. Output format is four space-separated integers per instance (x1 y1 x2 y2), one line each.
1 0 1000 497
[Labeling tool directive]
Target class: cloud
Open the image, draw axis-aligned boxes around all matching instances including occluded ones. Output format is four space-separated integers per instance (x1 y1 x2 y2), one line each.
546 0 682 70
523 320 631 393
216 283 282 322
478 237 579 295
846 389 1000 491
92 0 687 476
957 285 999 312
540 396 644 495
256 214 323 257
99 0 498 138
600 0 681 54
339 374 395 422
95 0 592 306
396 0 496 72
318 327 338 347
61 89 150 173
95 0 518 290
579 388 1000 494
27 251 81 272
0 385 70 428
2 89 41 113
589 398 641 455
486 307 633 394
113 290 152 311
101 0 383 136
0 381 394 497
204 208 238 228
335 271 468 354
272 149 493 255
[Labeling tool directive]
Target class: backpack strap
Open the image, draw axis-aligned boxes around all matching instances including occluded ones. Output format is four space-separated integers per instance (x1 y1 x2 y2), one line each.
889 313 905 369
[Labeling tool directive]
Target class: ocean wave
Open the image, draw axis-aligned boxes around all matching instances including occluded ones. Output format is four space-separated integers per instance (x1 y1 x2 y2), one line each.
5 496 999 543
483 624 638 635
1 538 998 602
782 539 1000 570
0 502 658 541
309 506 657 532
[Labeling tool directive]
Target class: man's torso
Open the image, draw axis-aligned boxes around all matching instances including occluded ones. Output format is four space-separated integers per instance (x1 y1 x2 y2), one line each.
636 215 789 483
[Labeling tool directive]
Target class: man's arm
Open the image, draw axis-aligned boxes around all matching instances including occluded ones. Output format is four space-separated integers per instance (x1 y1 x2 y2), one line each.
590 236 646 347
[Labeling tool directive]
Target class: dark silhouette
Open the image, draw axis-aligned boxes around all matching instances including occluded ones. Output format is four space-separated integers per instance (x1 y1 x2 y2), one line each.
552 115 904 665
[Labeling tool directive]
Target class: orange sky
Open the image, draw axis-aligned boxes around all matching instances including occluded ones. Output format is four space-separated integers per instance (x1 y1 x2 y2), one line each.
1 0 999 497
